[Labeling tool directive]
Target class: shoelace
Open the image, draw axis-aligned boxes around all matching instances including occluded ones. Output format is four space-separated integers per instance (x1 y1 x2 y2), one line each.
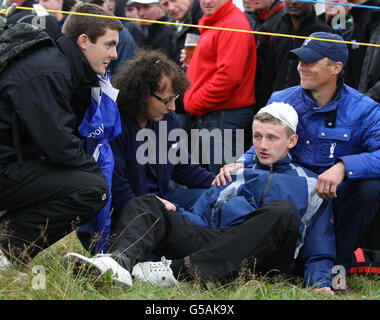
94 253 112 258
149 257 171 272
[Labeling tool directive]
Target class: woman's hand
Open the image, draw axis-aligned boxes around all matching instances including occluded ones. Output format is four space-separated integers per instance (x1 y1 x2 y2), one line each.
156 196 177 211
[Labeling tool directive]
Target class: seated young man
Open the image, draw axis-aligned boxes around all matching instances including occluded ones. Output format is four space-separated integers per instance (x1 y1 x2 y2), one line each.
64 102 335 293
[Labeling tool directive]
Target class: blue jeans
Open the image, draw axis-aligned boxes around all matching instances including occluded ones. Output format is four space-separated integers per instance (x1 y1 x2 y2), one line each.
334 179 380 271
192 106 254 174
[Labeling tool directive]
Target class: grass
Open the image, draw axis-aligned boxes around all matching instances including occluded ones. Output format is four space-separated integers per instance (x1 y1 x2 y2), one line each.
0 232 379 301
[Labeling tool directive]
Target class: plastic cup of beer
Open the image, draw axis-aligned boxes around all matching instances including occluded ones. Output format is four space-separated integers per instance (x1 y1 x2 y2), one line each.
184 33 200 66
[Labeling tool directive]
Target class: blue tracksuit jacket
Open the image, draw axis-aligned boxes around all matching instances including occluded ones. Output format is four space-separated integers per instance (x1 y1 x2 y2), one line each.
179 153 336 288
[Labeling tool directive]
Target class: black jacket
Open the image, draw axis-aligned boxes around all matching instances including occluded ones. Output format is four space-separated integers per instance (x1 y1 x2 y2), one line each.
259 10 332 106
0 33 100 172
358 13 380 102
7 0 62 40
250 0 286 110
251 0 286 40
344 0 380 102
173 0 204 64
170 0 204 114
139 16 177 61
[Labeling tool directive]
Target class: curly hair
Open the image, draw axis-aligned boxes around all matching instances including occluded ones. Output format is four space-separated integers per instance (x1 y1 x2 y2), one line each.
112 49 190 119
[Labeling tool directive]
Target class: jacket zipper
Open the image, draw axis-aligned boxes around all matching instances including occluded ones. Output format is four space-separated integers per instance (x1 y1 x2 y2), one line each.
217 200 227 228
259 165 274 207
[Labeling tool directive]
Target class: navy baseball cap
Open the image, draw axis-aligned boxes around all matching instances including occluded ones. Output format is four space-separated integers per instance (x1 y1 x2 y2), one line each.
289 32 349 65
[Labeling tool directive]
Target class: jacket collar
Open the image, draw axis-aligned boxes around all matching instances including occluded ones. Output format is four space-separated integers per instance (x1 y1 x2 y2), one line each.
250 152 293 173
302 77 344 112
55 34 99 89
252 0 284 23
199 0 234 30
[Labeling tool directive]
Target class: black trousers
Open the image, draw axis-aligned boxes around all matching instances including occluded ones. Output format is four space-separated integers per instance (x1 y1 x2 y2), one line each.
0 160 109 260
110 195 299 282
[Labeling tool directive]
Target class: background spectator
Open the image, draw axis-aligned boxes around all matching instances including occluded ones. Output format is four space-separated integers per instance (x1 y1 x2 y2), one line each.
183 0 256 174
249 0 286 111
259 0 332 105
126 0 139 17
38 0 67 28
62 0 77 11
243 0 255 19
159 0 203 136
318 0 352 34
344 0 380 102
128 0 177 59
6 0 61 39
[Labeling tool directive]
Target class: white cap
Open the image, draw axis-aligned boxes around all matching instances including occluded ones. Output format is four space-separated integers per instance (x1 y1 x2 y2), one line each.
257 102 298 133
127 0 159 4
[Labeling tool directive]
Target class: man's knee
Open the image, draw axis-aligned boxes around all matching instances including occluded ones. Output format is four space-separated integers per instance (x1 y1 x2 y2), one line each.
125 194 160 210
262 200 298 215
354 179 380 203
120 195 165 222
262 200 299 229
339 179 380 204
74 172 109 216
112 195 166 235
335 179 380 224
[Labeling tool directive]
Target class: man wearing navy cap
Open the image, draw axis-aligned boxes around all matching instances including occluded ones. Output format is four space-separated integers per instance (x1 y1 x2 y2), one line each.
215 32 380 278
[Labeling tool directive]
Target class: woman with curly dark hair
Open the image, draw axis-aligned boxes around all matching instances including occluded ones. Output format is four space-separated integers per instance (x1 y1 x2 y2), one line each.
110 49 215 226
112 49 189 127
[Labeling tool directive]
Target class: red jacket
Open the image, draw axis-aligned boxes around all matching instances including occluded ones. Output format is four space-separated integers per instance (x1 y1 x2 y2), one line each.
184 0 256 116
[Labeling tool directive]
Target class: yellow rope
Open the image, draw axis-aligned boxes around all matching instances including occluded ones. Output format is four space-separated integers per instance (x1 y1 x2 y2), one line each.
15 6 380 48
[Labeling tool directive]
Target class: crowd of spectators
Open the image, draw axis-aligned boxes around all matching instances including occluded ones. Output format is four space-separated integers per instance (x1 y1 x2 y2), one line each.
0 0 379 293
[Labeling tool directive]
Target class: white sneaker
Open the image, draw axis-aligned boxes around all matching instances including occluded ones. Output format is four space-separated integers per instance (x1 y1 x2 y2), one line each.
64 252 132 287
0 248 10 271
131 256 179 287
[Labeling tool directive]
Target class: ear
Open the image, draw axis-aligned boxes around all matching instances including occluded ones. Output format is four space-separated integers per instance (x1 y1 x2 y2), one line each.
76 34 89 51
288 133 298 150
332 61 343 76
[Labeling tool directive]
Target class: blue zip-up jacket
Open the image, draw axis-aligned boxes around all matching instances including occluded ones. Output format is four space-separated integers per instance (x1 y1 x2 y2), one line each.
179 154 336 288
111 111 215 213
242 82 380 179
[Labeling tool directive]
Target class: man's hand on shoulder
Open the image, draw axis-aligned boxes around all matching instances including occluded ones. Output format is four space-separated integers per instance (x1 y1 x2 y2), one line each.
212 162 245 187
